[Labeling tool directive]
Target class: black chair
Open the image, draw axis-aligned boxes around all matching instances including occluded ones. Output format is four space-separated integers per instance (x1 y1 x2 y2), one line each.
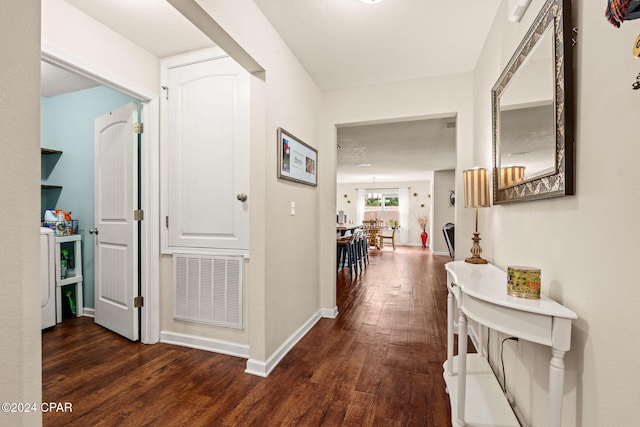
443 223 455 260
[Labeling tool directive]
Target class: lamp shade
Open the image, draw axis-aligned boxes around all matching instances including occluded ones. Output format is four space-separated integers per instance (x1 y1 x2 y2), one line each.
463 168 490 208
500 166 525 188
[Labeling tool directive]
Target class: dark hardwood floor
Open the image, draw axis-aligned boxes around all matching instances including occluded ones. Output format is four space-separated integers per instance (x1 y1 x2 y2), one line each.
42 247 453 426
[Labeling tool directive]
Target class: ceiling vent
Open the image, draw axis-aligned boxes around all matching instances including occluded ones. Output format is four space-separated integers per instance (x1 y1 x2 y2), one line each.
508 0 532 22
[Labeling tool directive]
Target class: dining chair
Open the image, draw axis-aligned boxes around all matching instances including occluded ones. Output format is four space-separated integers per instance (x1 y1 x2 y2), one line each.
366 226 380 249
443 222 455 260
379 226 397 250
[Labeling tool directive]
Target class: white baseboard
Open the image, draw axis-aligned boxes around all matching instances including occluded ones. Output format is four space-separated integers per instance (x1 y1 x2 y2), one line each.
244 358 269 378
245 309 322 377
404 243 430 248
82 307 95 317
432 250 450 256
160 330 250 359
321 306 338 319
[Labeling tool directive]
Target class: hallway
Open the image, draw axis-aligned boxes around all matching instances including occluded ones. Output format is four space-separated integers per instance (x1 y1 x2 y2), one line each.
43 247 453 426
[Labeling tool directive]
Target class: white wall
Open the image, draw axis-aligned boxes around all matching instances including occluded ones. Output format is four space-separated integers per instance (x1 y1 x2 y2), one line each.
0 1 42 426
473 0 640 425
335 183 358 224
190 0 325 365
432 170 455 255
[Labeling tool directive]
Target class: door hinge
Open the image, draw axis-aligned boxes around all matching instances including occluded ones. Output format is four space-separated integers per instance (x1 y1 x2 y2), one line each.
165 216 169 228
134 122 144 134
134 209 144 221
134 296 144 308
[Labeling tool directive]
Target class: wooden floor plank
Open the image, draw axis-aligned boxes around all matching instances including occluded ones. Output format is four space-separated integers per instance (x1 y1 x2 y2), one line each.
42 247 453 426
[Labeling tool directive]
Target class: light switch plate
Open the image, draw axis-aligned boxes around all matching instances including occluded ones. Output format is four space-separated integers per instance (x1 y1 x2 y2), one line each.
290 201 296 215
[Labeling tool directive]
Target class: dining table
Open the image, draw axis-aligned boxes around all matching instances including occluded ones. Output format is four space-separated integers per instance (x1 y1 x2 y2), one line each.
336 223 360 236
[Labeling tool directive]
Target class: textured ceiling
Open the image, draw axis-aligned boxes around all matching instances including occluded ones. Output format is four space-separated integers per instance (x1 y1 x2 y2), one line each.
250 0 500 183
337 118 456 184
60 0 503 90
64 0 213 58
41 61 99 97
253 0 502 91
48 0 505 183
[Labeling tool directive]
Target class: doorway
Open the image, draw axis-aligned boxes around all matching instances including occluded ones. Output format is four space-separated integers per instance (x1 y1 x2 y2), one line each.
40 48 161 344
41 61 137 325
335 117 457 249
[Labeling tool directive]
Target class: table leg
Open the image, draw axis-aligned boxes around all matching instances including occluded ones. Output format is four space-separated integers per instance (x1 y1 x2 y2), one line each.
548 348 566 427
447 289 454 376
457 310 468 426
76 282 83 317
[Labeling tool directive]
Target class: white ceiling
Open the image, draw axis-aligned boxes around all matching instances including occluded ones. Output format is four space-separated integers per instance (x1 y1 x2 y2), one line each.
337 118 456 184
253 0 502 91
42 0 213 99
47 0 505 183
41 61 100 97
64 0 213 58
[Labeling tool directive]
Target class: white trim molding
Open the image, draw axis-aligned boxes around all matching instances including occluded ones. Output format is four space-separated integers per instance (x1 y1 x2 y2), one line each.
432 250 450 257
140 98 161 345
321 306 338 319
162 246 250 259
404 243 431 248
82 307 95 318
41 43 155 102
160 330 250 359
245 309 322 377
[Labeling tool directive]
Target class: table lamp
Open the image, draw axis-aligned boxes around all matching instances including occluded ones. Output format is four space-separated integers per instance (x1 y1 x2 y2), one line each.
463 168 490 264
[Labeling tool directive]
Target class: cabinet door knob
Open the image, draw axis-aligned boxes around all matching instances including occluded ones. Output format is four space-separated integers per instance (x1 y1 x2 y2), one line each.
236 193 248 202
89 228 99 235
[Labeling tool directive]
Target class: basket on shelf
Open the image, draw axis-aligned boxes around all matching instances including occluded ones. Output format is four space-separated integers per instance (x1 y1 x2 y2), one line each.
42 219 79 236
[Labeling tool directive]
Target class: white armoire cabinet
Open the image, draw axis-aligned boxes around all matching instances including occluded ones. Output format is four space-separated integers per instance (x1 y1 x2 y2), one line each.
161 48 250 255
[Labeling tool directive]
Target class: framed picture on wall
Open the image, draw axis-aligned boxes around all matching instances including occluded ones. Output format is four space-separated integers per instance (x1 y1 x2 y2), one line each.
277 127 317 187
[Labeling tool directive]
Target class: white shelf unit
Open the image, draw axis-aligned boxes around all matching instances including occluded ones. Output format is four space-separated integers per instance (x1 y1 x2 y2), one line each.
55 234 83 322
443 355 519 426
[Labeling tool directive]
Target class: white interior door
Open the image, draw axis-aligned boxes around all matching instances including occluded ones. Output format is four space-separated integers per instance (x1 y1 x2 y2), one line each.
166 55 250 250
94 102 139 341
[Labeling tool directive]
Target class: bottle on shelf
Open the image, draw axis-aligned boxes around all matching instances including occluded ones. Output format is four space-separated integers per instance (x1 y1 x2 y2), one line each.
60 249 69 279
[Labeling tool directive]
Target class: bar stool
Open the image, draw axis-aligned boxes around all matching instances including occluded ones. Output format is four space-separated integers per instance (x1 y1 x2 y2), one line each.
353 229 365 273
337 232 357 281
356 228 369 267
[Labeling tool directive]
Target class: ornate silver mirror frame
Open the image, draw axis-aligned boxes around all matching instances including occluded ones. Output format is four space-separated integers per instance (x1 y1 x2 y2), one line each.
492 0 574 204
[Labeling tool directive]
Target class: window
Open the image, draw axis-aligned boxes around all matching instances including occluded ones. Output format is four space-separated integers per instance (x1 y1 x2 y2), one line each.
363 192 399 225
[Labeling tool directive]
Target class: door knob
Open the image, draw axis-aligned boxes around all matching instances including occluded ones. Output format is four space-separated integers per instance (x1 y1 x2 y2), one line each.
236 193 248 202
89 228 99 235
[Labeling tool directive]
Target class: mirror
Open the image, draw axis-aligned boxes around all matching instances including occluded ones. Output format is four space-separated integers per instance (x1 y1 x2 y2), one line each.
492 0 574 204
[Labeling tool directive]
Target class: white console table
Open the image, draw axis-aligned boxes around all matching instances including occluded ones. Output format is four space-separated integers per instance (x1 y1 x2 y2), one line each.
443 261 577 427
